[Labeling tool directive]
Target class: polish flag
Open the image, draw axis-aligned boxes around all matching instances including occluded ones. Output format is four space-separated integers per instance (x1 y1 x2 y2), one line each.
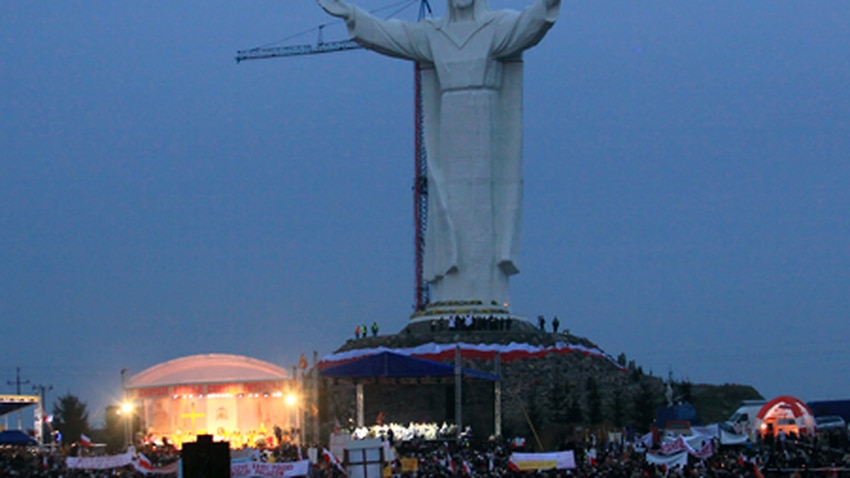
445 454 457 474
80 434 92 447
137 453 154 472
323 448 346 476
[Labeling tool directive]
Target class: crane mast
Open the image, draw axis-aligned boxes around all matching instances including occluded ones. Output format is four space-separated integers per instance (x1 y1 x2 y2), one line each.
237 0 432 311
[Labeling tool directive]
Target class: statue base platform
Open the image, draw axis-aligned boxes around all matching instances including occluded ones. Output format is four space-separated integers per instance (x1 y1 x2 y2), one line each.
335 312 571 355
408 299 514 324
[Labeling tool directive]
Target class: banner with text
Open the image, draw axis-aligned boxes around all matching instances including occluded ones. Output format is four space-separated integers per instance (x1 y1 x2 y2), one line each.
66 452 133 470
645 451 688 469
231 459 310 478
508 451 576 470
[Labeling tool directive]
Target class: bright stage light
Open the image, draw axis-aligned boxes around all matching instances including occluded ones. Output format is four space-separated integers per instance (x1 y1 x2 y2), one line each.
121 403 133 414
285 394 298 406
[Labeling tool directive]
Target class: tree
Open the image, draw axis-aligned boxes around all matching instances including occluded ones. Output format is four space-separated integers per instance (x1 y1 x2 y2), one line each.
566 396 583 424
585 377 602 425
631 379 659 432
548 377 572 423
525 383 544 438
53 393 90 447
616 353 627 367
609 388 626 428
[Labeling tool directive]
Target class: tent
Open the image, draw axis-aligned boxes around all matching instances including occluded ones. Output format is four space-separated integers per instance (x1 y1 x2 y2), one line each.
0 430 38 446
319 351 499 381
655 403 701 429
319 351 500 430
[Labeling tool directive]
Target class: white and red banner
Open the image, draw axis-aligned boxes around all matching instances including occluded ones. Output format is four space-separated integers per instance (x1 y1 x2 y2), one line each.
319 342 623 370
231 459 310 478
132 453 180 475
67 452 133 470
659 436 690 455
68 453 307 476
645 451 688 468
660 435 713 459
508 451 576 471
651 435 714 464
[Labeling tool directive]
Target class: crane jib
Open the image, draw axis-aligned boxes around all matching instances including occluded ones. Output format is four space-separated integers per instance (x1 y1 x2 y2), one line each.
235 40 362 63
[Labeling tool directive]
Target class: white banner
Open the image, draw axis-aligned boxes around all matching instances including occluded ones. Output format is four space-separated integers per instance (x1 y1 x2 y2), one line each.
66 452 133 470
508 451 576 470
658 435 713 460
231 459 310 478
645 451 688 468
691 424 719 439
720 428 750 445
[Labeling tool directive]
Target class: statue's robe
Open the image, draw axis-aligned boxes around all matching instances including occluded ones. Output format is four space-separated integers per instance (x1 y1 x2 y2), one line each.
344 0 559 304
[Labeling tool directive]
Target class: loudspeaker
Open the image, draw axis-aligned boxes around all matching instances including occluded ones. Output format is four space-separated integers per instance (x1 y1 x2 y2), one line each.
182 434 230 478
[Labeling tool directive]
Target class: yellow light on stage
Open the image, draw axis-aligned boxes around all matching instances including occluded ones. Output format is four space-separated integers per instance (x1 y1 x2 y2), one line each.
285 394 298 406
121 403 133 414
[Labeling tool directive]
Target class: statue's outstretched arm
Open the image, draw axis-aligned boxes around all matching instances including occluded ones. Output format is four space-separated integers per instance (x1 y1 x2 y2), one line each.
317 0 354 19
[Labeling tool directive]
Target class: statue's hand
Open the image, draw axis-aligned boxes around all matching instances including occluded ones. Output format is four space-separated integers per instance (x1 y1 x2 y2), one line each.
317 0 354 19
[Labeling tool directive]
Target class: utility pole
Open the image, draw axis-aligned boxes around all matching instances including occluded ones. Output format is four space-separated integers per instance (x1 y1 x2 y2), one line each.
7 366 30 429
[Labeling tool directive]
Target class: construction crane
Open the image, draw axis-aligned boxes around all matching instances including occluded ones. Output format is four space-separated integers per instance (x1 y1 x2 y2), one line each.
236 0 433 311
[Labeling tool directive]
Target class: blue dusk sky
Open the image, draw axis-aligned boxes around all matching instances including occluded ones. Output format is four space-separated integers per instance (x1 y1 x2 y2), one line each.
1 0 848 426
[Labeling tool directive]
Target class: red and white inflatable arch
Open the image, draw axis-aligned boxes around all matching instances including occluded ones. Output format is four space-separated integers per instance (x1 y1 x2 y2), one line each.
755 395 816 437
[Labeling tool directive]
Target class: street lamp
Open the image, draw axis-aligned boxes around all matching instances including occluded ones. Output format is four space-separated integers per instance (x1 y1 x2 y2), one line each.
119 402 134 450
284 393 303 445
119 368 132 450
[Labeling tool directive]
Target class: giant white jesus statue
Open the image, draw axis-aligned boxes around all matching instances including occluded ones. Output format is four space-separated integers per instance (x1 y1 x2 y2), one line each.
318 0 560 309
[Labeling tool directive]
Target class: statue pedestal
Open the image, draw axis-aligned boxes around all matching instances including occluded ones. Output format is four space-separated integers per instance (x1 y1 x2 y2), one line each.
408 300 515 324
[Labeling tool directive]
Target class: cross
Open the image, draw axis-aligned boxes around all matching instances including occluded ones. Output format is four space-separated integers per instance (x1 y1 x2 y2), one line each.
181 402 206 434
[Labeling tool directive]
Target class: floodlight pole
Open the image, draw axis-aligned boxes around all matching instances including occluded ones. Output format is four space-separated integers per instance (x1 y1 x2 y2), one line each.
312 351 319 445
356 383 364 428
33 384 52 446
299 368 306 446
121 368 131 449
454 345 462 438
494 352 501 438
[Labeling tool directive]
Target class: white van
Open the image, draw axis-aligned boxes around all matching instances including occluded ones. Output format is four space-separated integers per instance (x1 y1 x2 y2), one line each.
726 400 767 436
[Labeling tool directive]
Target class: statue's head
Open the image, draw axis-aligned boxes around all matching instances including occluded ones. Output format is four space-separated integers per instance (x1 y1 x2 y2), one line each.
447 0 488 20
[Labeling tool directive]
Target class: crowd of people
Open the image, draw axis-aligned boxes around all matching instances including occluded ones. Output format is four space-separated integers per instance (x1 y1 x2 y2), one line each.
355 322 380 339
333 426 850 478
428 315 515 333
3 424 850 477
